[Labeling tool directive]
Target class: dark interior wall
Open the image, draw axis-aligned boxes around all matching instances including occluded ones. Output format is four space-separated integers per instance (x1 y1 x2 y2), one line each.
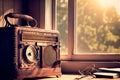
21 0 40 19
0 0 45 28
0 0 20 15
0 0 22 27
21 0 45 28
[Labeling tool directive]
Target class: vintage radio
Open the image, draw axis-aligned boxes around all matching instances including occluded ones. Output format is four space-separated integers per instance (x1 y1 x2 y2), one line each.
0 13 61 80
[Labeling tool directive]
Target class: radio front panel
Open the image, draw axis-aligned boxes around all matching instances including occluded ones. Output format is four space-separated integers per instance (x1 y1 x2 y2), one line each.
0 27 61 80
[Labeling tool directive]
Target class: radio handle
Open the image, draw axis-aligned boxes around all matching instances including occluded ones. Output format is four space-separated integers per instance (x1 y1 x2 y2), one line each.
4 13 38 27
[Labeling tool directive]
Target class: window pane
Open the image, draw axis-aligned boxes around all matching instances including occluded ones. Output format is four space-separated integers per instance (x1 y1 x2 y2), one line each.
75 0 120 54
56 0 68 55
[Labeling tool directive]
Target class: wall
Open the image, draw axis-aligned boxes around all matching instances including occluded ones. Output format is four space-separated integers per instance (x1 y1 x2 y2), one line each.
0 0 22 27
0 0 46 28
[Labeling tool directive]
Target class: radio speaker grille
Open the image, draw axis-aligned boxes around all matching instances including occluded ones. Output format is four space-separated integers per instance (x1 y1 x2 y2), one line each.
44 46 56 67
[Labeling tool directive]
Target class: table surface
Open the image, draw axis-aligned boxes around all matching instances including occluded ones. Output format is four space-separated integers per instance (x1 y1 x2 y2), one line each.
27 74 120 80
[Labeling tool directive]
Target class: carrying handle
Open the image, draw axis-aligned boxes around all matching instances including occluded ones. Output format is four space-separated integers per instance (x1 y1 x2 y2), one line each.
4 13 38 27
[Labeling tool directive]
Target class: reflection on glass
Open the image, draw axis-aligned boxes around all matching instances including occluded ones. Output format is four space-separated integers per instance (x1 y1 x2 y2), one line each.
56 0 68 55
75 0 120 54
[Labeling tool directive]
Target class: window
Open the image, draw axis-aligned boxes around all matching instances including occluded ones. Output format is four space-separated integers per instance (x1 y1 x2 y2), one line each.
56 0 120 61
76 0 120 54
56 0 68 55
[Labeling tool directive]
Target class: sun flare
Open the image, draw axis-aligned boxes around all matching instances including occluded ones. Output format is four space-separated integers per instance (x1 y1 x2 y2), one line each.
99 0 116 7
98 0 120 14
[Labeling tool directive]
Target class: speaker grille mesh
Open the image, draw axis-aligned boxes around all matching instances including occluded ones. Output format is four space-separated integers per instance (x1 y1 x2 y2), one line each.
44 46 56 67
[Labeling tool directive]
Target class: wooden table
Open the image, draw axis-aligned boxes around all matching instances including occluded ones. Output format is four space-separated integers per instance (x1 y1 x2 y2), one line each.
28 74 120 80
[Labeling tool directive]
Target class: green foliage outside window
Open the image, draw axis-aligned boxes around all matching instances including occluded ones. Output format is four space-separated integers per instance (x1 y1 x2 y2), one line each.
76 0 120 53
57 0 68 54
57 0 120 54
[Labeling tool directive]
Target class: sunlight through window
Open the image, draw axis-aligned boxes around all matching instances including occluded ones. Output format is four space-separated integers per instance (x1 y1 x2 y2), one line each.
99 0 120 14
75 0 120 54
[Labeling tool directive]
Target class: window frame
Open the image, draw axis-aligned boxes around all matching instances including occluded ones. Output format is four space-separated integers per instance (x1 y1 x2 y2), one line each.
55 0 120 61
